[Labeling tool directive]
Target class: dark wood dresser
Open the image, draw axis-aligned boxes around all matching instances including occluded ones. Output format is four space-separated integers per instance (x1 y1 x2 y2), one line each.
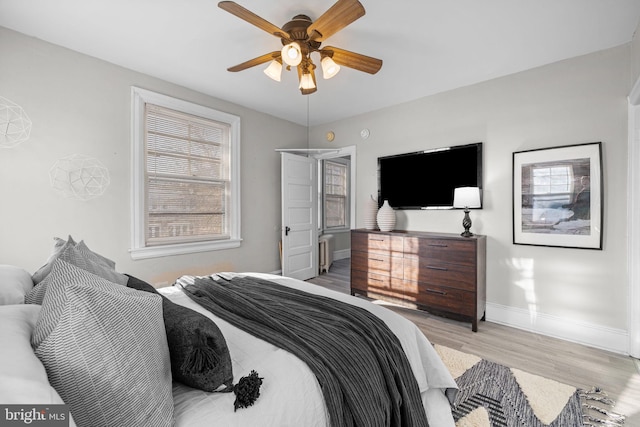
351 229 486 331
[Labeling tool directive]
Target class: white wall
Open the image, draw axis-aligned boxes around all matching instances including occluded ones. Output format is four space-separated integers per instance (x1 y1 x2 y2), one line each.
1 25 633 352
0 27 306 285
310 44 632 353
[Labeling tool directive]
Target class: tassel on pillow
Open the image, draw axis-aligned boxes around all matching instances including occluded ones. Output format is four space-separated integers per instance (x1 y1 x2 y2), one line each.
181 335 221 375
233 370 263 412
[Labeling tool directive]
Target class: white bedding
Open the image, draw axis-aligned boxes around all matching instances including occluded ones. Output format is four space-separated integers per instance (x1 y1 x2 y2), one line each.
159 272 457 427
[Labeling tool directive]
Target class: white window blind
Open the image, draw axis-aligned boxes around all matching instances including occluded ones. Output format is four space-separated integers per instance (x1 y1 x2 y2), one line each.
324 160 348 229
145 104 230 245
130 87 241 259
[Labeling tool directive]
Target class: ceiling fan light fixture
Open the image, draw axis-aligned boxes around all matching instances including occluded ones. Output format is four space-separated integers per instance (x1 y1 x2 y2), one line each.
281 42 302 67
299 72 316 90
263 59 282 81
321 56 340 79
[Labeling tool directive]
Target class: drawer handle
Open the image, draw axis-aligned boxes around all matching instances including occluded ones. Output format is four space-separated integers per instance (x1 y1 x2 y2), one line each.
425 288 447 296
427 265 448 271
428 244 448 248
369 238 386 242
370 278 384 282
369 258 385 262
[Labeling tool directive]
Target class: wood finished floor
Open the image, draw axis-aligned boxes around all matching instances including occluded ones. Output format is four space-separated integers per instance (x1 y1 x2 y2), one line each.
307 258 640 425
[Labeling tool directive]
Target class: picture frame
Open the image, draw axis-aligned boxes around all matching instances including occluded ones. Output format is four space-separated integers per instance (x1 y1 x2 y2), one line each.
512 142 603 250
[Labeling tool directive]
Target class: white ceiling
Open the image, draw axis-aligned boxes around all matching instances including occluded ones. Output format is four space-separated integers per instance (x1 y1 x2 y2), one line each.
1 0 640 126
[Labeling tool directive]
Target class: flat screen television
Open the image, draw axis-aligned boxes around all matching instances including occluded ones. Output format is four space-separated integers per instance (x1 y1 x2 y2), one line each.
377 142 483 209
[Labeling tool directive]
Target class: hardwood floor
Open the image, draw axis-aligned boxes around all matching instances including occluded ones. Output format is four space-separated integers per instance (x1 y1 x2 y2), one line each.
307 258 640 425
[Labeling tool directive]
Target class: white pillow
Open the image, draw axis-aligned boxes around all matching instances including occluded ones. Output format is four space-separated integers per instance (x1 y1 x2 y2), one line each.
0 305 70 405
0 265 34 305
32 260 174 427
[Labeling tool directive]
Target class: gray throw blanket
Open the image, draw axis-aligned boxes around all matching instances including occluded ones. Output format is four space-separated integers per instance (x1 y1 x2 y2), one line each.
179 274 429 427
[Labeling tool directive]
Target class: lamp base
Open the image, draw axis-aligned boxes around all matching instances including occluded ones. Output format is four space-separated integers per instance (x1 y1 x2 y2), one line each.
461 208 474 238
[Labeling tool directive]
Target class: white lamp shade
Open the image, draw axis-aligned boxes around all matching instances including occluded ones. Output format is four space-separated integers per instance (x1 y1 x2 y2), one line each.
321 56 340 79
453 187 481 208
263 60 282 81
281 42 302 67
299 73 316 90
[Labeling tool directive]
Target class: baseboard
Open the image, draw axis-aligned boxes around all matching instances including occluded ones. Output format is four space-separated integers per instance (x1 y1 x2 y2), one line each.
486 302 629 355
334 249 350 261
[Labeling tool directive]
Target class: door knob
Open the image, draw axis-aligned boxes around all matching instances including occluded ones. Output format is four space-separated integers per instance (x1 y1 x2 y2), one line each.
285 226 291 236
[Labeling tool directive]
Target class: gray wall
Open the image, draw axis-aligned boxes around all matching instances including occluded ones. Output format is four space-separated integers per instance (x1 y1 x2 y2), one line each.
0 27 306 285
310 44 632 348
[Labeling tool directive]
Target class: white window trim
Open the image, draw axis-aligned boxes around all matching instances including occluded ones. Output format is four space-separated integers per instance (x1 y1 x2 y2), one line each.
322 157 350 232
130 87 241 260
316 146 356 233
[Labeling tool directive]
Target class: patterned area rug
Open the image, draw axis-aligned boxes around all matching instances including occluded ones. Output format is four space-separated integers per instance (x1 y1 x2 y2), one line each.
434 345 626 427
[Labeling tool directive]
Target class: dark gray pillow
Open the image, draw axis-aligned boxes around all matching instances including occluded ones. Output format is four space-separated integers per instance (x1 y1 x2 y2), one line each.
32 260 173 427
126 275 233 392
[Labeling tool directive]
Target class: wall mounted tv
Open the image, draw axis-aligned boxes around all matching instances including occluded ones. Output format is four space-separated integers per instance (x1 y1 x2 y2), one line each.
377 142 483 209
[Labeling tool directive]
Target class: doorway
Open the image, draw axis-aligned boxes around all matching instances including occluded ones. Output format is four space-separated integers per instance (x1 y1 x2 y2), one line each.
279 146 356 280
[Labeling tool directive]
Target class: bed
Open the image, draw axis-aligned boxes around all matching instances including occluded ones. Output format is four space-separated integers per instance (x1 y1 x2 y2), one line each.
0 237 458 427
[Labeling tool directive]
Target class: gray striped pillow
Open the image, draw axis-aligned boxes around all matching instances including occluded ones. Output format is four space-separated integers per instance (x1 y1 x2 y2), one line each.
76 240 116 269
32 259 173 427
25 244 126 305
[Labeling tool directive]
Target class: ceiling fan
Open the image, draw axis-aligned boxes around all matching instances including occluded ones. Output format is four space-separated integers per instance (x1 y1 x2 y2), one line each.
218 0 383 95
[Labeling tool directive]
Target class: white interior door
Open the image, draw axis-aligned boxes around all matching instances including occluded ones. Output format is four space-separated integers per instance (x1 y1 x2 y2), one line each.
281 152 318 280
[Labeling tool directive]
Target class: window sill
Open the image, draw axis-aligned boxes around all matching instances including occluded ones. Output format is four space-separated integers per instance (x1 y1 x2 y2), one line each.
130 238 242 260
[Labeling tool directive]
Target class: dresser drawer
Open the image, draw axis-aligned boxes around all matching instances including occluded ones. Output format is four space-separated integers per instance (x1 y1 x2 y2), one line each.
403 258 475 291
404 281 475 316
352 250 403 278
404 237 476 266
352 231 404 256
351 269 404 299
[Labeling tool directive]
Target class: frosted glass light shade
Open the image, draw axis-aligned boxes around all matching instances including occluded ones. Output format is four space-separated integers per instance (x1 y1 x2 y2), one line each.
263 60 282 81
321 56 340 79
299 73 316 90
453 187 481 208
281 42 302 66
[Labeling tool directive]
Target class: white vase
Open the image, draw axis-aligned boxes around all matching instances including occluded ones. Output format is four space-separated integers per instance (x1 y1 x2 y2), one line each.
364 195 378 229
376 200 396 232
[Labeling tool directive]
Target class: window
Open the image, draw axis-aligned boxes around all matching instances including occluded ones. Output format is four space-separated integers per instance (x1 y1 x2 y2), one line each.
532 165 572 195
323 159 349 230
131 87 241 259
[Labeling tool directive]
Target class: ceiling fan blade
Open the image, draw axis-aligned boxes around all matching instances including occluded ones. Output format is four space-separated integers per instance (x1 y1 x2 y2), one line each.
227 51 281 72
218 1 290 39
307 0 365 42
321 46 382 74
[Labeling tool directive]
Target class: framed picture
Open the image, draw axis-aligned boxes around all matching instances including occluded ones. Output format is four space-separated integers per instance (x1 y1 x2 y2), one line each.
513 142 603 249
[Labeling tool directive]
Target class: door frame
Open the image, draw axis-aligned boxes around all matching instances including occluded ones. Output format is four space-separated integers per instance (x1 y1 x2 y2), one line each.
277 146 357 276
627 80 640 358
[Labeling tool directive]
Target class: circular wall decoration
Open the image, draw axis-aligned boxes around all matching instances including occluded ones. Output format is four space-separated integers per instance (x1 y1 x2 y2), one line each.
360 128 370 139
49 154 111 201
0 96 32 148
326 131 335 142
